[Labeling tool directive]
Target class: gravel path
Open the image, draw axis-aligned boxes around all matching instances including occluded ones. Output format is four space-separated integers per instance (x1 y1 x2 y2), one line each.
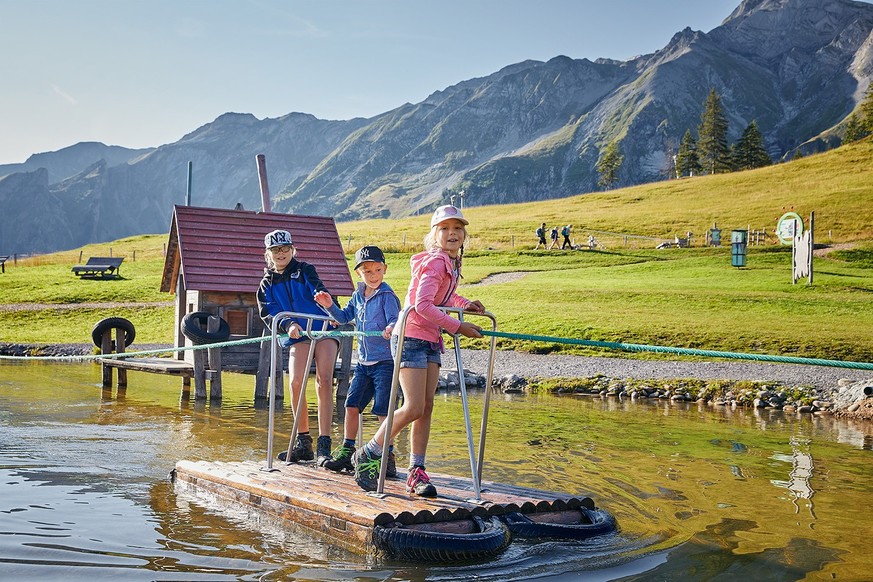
2 341 869 393
456 349 872 392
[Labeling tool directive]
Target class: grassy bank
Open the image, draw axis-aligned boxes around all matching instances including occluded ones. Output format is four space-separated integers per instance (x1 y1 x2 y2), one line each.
2 243 872 363
1 141 872 362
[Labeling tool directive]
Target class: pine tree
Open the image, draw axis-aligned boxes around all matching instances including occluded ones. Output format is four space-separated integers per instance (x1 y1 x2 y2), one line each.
733 121 771 170
676 130 701 177
860 86 873 133
596 140 623 190
843 113 867 143
697 88 731 174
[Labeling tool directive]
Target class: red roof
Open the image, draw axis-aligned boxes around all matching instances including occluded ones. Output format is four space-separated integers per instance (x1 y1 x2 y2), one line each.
160 205 354 296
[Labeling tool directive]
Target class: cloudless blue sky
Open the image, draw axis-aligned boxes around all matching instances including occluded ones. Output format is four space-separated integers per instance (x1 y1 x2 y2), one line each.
0 0 825 164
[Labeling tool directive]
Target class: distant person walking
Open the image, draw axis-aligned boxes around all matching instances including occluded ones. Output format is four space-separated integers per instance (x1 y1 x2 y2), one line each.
561 224 573 249
535 222 547 249
548 226 559 250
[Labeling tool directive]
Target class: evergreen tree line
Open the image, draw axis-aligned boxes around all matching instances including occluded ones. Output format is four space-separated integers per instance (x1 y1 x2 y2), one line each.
843 86 873 143
675 88 772 178
595 85 873 189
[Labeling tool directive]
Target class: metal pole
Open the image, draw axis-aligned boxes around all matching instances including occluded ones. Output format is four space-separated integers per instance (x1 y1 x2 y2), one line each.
263 310 336 471
452 316 481 501
476 312 498 484
186 161 192 206
375 307 411 495
256 154 272 213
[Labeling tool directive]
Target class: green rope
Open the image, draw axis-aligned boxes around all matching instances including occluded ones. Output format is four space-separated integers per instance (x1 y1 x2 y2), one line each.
2 327 871 371
479 330 873 371
0 330 372 363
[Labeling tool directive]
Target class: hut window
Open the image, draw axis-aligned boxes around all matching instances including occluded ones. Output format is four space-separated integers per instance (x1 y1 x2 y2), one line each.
224 309 249 336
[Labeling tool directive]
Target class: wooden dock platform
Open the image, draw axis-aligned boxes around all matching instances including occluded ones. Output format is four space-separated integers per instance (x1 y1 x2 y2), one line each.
173 459 596 555
98 357 194 377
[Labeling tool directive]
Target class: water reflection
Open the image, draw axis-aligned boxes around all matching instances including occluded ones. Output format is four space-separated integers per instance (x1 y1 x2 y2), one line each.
2 361 873 580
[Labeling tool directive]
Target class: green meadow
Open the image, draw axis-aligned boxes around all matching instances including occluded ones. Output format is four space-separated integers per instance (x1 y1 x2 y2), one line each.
1 139 872 363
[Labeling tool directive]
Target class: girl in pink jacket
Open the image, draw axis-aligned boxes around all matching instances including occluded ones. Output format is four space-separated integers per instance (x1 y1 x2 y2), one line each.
352 205 484 496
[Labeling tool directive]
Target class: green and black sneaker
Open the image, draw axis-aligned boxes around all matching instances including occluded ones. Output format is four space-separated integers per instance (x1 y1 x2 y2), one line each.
323 444 355 473
352 446 382 492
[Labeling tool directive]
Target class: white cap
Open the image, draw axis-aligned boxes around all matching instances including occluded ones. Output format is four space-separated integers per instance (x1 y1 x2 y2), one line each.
430 205 468 228
264 229 293 248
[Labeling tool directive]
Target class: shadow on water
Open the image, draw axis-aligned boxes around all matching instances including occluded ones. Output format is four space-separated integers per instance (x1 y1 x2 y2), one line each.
2 361 873 580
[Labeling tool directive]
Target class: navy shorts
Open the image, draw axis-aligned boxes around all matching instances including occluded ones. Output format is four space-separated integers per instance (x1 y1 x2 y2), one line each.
346 361 394 416
391 336 442 369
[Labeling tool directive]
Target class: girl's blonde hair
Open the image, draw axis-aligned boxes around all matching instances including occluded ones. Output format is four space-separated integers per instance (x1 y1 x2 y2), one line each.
264 245 298 270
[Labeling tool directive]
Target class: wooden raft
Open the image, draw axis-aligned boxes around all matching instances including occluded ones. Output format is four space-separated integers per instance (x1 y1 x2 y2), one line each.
173 459 595 555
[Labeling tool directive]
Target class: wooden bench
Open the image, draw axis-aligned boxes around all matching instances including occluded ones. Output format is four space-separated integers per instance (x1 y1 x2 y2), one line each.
0 256 8 274
72 256 124 279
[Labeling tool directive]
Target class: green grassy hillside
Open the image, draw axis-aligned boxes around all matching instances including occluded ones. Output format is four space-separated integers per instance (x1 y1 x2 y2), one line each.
1 140 872 363
338 137 873 252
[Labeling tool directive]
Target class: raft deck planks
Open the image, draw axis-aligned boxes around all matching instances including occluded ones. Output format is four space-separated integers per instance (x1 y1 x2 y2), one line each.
173 459 595 555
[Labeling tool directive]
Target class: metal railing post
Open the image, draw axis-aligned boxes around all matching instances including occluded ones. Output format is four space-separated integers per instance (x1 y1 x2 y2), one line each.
263 310 336 472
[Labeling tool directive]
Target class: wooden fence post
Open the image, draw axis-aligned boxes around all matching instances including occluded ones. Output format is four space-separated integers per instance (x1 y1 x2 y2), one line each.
206 315 222 400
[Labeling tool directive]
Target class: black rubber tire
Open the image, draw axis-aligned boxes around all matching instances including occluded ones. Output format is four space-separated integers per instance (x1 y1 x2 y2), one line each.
180 311 231 345
501 507 617 540
372 515 511 562
91 317 136 348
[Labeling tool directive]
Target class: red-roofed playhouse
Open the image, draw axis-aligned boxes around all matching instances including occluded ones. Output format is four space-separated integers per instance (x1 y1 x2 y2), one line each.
159 204 355 400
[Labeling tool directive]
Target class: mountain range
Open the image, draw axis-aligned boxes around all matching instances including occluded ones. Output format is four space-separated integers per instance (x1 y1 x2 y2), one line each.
1 0 872 254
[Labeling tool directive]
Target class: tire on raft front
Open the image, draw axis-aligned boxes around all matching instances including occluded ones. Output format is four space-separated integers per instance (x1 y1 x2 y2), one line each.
180 311 231 345
372 515 511 562
501 507 617 540
91 317 136 348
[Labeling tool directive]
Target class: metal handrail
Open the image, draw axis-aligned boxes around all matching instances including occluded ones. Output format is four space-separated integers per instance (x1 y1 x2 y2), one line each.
263 310 336 471
374 306 498 501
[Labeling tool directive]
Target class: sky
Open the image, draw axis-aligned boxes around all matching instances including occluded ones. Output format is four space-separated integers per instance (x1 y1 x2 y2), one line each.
0 0 764 165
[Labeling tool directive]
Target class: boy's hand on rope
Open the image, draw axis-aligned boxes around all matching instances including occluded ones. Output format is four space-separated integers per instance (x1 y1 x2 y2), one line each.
457 321 483 339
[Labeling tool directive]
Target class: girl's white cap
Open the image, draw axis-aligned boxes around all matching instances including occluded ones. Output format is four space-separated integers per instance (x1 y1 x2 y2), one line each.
430 205 468 227
264 229 293 248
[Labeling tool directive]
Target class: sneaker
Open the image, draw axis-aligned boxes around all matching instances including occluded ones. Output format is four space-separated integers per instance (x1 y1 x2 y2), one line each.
385 450 397 478
316 435 332 467
277 433 313 463
352 446 382 492
406 465 437 497
323 444 355 473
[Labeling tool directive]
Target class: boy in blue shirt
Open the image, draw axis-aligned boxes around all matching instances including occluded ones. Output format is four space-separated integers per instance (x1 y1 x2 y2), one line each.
315 246 401 477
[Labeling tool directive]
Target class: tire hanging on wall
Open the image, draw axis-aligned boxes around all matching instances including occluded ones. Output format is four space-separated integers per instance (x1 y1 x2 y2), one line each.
180 311 231 345
91 317 136 348
372 515 511 562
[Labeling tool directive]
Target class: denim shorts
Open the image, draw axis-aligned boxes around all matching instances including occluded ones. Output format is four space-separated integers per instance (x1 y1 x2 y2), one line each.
391 335 442 369
346 361 394 416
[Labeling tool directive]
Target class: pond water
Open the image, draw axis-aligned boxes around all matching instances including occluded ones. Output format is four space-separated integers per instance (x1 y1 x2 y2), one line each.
1 360 872 581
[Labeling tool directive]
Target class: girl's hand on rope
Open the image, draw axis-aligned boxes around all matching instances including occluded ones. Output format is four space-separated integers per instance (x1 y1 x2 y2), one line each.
286 322 302 339
457 321 483 338
382 325 394 340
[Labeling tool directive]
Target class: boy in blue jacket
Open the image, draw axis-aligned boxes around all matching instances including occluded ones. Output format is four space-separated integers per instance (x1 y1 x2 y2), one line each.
315 245 401 477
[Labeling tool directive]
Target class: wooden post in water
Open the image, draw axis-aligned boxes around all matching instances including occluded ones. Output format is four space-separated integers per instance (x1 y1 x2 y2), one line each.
116 328 127 387
206 315 222 400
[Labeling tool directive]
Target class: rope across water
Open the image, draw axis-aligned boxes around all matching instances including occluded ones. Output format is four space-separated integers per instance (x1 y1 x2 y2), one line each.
2 329 872 370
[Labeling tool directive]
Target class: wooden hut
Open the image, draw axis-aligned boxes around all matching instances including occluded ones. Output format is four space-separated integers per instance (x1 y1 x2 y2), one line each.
159 204 355 399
